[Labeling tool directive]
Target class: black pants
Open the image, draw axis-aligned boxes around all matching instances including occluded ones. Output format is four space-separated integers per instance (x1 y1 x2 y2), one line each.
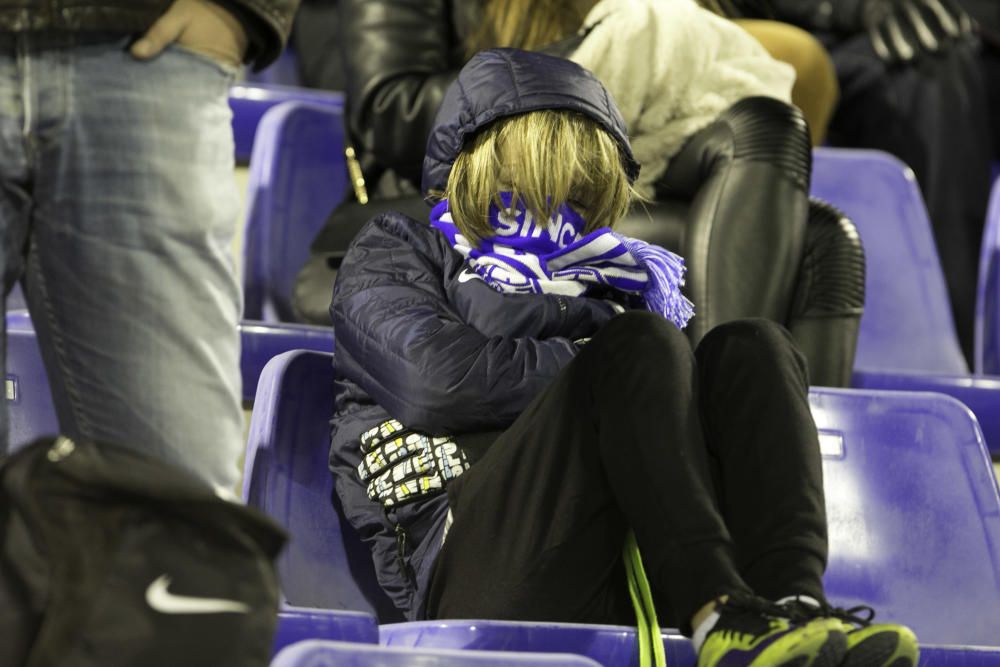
819 32 992 364
425 313 828 635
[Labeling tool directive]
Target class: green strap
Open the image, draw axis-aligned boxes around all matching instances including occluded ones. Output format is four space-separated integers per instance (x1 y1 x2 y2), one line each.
624 530 667 667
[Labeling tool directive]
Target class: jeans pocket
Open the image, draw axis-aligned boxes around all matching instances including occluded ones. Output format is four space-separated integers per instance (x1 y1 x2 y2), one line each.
166 43 241 79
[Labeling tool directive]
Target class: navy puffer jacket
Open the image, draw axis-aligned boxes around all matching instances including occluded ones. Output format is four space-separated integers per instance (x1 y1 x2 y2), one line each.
328 48 638 620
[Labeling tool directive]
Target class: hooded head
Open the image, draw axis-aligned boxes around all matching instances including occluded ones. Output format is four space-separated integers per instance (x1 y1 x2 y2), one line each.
422 48 641 243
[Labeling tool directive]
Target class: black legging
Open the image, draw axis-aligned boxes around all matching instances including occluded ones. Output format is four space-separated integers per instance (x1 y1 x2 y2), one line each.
426 313 828 635
623 96 865 387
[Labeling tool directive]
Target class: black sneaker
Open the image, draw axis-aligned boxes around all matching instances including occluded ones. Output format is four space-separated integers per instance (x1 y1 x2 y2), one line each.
697 592 847 667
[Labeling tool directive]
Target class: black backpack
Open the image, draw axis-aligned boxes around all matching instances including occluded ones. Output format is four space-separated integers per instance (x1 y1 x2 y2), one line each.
0 437 287 666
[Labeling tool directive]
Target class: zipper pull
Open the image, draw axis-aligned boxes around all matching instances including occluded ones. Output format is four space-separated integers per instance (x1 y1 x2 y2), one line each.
394 523 416 586
395 523 407 558
345 145 369 205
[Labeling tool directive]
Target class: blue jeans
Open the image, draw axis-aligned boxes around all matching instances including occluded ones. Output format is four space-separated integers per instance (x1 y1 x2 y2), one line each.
0 33 244 492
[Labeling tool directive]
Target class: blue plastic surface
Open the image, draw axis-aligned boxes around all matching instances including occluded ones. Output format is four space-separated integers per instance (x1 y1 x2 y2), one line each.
810 148 968 375
813 388 1000 646
851 370 1000 455
977 178 1000 375
244 350 1000 661
240 321 334 400
228 84 344 164
271 639 604 667
6 311 54 449
243 349 403 621
920 646 1000 666
811 147 1000 453
273 607 379 655
379 622 695 667
241 101 350 321
3 314 334 449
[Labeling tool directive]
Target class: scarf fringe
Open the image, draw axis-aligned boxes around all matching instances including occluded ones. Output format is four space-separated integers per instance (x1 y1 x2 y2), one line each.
616 233 695 329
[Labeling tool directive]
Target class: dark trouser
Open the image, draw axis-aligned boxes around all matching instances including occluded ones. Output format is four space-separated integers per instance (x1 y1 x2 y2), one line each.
630 96 865 388
819 33 991 365
656 97 811 349
425 313 828 635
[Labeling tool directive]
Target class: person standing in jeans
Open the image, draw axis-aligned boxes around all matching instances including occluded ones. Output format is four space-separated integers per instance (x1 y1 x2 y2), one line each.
0 0 298 492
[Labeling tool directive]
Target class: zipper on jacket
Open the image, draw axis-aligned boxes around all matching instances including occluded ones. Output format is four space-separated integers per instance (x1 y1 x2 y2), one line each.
394 523 416 587
556 296 569 328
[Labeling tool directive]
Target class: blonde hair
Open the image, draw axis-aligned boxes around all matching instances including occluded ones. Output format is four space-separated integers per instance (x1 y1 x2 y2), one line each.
465 0 592 59
439 109 635 244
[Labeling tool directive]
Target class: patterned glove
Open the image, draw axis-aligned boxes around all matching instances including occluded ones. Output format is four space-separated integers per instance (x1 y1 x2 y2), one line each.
861 0 975 63
357 419 470 508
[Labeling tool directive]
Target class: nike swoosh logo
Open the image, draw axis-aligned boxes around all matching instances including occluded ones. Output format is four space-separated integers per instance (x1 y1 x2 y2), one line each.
457 268 481 284
145 574 250 615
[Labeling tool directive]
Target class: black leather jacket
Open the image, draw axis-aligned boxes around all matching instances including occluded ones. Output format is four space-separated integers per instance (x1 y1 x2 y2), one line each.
341 0 478 188
766 0 866 31
0 0 299 69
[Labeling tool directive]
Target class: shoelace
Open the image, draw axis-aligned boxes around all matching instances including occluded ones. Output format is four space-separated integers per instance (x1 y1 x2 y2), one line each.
718 592 795 620
826 604 876 627
779 599 877 628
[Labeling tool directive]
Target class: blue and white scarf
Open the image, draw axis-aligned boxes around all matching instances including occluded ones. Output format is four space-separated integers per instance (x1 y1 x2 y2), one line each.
430 192 695 329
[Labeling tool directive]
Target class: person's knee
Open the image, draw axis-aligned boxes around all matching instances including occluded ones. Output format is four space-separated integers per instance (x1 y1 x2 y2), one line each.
795 200 866 319
697 318 806 376
594 310 684 349
586 311 691 371
717 96 812 189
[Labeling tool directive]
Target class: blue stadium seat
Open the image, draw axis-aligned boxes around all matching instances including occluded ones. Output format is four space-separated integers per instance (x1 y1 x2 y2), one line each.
812 389 1000 646
241 101 350 321
244 349 1000 664
811 147 1000 454
242 348 401 619
976 178 1000 375
7 311 53 448
273 608 379 657
270 639 604 667
228 84 344 164
3 312 334 450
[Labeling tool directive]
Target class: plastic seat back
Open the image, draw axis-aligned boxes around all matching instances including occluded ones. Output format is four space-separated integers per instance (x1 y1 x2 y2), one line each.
810 148 968 375
242 350 402 621
271 639 604 667
229 85 343 164
6 311 57 448
814 388 1000 646
242 101 350 321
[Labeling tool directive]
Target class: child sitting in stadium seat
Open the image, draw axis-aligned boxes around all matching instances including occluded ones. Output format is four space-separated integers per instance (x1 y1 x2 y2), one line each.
327 47 917 667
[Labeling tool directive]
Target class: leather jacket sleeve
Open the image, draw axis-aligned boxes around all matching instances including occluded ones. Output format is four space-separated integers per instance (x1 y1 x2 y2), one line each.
341 0 464 186
212 0 301 69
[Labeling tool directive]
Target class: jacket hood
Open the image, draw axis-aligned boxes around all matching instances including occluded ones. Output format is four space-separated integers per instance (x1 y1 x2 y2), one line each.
421 47 640 197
